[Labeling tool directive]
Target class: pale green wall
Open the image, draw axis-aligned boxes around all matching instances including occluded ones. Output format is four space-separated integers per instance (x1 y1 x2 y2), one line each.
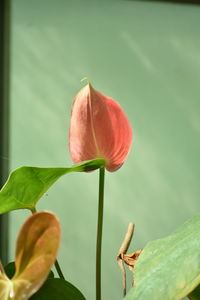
10 1 200 299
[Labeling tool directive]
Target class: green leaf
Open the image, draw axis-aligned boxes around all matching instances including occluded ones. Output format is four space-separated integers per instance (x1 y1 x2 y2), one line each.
48 270 55 279
188 284 200 300
30 278 86 300
4 262 54 280
125 214 200 300
0 159 105 213
4 262 15 279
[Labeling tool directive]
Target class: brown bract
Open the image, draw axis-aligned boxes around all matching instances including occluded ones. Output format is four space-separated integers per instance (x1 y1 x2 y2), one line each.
0 211 61 300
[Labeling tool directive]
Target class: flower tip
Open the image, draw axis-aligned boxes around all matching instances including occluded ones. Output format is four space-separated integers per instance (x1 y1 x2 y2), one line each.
80 77 92 87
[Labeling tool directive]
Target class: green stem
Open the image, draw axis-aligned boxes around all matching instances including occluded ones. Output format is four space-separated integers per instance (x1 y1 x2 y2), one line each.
96 167 105 300
30 206 65 280
30 206 37 214
55 259 65 280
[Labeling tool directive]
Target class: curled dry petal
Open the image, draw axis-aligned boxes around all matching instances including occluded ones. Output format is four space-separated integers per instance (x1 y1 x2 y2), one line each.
122 250 142 271
69 84 132 172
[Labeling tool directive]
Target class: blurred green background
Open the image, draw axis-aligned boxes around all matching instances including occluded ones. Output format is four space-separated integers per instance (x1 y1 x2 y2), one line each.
9 0 200 299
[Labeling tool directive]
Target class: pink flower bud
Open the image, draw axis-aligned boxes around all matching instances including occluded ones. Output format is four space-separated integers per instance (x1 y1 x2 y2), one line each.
69 84 132 172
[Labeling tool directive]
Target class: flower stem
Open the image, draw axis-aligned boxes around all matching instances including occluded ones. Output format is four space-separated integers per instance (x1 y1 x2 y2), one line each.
96 167 105 300
30 206 65 280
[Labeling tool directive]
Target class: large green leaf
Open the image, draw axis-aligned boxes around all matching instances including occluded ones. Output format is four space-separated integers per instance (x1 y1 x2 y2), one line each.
188 285 200 300
0 159 105 214
125 214 200 300
30 278 86 300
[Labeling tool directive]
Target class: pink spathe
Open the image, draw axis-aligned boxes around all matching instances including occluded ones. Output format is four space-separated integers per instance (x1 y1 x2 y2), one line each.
69 84 132 172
